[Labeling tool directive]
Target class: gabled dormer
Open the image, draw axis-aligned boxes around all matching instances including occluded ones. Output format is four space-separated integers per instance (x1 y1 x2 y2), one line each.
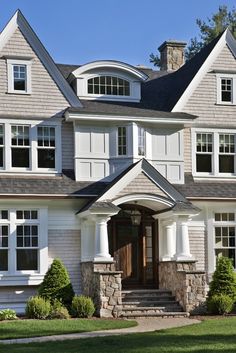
69 60 148 102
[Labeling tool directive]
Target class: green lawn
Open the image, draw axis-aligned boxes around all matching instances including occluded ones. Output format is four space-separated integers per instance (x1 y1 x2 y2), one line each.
1 317 236 353
0 318 137 339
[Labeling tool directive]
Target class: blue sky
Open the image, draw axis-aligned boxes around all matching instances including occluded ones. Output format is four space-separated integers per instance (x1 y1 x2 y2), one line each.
0 0 235 67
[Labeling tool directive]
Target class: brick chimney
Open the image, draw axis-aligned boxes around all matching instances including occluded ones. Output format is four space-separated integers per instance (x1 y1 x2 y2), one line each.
158 40 186 71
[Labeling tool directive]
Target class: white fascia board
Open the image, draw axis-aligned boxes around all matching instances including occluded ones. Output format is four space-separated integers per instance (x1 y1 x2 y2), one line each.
172 29 229 112
98 160 143 201
0 10 81 108
72 61 148 81
65 112 194 125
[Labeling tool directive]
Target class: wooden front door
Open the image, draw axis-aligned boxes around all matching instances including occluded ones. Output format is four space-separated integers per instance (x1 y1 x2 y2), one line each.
115 224 140 284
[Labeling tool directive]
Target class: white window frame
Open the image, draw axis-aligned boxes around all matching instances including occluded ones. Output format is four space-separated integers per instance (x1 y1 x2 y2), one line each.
0 119 61 174
117 126 127 156
216 74 236 105
7 59 32 95
138 126 146 156
0 207 48 285
192 128 236 178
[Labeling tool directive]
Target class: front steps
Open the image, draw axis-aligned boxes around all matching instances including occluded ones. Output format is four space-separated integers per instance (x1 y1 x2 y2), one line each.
121 289 189 318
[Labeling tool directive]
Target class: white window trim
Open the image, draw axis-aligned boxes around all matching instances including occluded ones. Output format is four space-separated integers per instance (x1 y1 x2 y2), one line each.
0 207 48 285
0 120 61 174
7 59 32 95
216 73 236 105
192 128 236 179
208 208 236 274
117 126 128 157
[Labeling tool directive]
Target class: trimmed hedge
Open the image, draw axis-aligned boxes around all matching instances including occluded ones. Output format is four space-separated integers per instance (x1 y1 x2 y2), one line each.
71 295 95 318
26 296 51 319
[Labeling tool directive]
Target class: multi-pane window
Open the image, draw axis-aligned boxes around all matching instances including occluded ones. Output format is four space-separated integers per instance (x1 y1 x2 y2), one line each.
196 133 213 173
221 78 232 102
13 65 27 91
0 210 9 272
219 134 235 173
118 127 127 156
0 125 4 168
88 76 130 96
11 125 30 168
16 210 39 271
214 213 236 268
138 127 145 156
37 127 55 169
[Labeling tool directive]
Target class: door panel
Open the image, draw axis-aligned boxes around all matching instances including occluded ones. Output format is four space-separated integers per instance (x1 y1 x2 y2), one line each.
115 224 140 283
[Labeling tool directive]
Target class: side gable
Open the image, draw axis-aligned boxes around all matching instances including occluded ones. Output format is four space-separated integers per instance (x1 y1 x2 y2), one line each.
172 29 236 114
0 10 81 118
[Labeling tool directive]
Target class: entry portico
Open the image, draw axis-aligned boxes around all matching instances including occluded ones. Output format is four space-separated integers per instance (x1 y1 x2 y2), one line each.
78 159 206 317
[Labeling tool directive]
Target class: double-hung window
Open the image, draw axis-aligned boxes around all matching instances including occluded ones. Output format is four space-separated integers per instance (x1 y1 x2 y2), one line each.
196 133 213 173
16 210 39 271
194 130 236 176
37 127 56 169
214 212 236 268
216 74 236 105
0 125 4 168
118 127 127 156
11 125 30 168
0 211 9 271
7 59 32 94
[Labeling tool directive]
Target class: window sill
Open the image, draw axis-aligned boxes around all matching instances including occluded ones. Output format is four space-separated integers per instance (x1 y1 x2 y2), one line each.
215 102 236 106
0 274 45 286
193 174 236 181
7 91 31 96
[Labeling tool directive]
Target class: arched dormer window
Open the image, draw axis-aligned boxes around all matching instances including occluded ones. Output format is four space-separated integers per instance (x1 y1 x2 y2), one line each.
87 76 130 96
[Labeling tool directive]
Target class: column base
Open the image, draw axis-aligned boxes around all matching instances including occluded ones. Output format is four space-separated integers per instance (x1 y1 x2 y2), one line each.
174 254 194 261
160 255 174 261
94 256 114 263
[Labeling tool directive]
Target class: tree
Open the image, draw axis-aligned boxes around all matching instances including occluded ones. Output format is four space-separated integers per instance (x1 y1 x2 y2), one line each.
186 5 236 60
149 5 236 66
38 258 74 307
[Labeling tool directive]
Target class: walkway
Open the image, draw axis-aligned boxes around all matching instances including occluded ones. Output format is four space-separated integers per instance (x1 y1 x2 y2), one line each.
0 317 200 345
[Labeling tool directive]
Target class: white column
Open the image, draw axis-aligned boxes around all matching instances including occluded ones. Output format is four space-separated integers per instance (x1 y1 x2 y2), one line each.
80 218 95 262
175 216 193 261
94 216 113 262
161 220 175 261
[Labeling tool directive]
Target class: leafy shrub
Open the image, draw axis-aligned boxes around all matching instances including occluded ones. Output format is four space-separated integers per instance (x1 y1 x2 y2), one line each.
71 295 95 318
207 294 234 314
208 256 236 300
38 258 74 307
0 309 17 321
26 296 51 319
50 299 70 319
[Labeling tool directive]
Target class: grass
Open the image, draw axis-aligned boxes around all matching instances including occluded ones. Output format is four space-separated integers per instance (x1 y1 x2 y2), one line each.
1 317 236 353
0 318 137 340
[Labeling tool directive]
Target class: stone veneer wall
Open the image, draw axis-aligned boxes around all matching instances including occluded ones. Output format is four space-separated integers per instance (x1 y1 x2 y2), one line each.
81 262 122 318
159 261 207 313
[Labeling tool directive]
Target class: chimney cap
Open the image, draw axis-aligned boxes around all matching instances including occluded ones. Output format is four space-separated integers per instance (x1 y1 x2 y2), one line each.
158 40 187 52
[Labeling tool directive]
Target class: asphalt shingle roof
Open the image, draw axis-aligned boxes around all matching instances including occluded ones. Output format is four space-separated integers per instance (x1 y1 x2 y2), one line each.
176 173 236 199
0 170 108 197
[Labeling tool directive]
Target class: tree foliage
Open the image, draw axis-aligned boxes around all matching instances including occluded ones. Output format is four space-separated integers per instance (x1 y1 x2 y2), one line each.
150 5 236 66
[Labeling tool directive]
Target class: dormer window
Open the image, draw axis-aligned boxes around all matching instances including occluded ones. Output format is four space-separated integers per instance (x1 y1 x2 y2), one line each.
7 59 32 94
87 76 130 96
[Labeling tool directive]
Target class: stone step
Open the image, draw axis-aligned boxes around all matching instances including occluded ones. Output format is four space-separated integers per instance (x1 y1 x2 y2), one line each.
122 295 176 302
120 311 189 319
122 289 172 295
121 305 183 313
122 300 179 308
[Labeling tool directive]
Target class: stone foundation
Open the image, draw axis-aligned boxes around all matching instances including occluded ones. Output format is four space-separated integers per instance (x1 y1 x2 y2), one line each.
81 262 122 318
159 261 207 314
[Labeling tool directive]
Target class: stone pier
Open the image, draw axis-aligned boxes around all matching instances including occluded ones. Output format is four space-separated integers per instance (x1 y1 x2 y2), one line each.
81 262 122 318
